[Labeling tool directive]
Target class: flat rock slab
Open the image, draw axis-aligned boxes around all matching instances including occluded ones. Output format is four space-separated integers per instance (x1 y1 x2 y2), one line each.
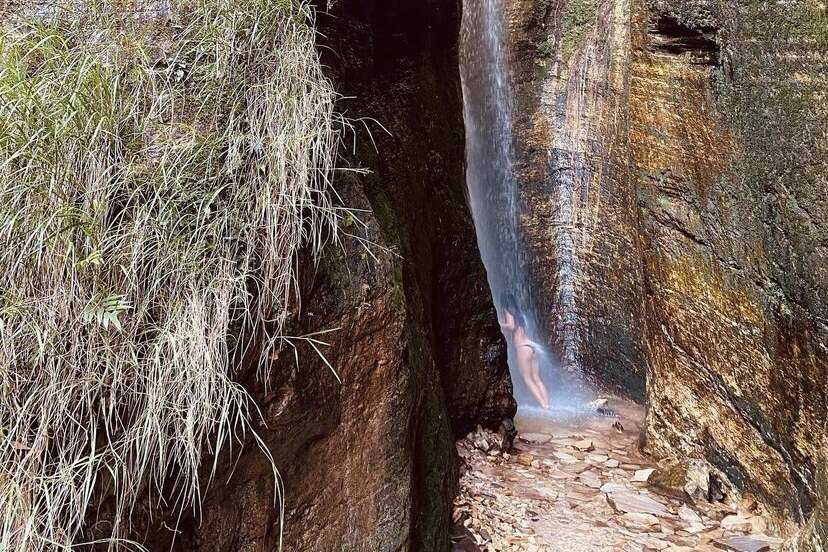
713 536 771 552
569 462 593 474
720 514 754 532
678 504 703 524
620 512 660 531
632 468 655 482
573 438 595 451
520 432 552 444
545 466 577 480
578 470 603 489
586 453 609 464
607 491 672 518
600 482 629 494
553 451 578 463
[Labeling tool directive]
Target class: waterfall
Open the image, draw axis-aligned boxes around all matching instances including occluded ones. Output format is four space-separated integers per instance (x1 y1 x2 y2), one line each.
460 0 588 415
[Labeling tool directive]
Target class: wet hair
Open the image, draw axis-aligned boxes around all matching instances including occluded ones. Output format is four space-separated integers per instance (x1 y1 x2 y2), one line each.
500 292 526 329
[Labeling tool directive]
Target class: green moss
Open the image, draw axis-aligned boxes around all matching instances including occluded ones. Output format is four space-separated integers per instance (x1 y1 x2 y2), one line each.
560 0 598 61
649 459 690 496
537 36 555 58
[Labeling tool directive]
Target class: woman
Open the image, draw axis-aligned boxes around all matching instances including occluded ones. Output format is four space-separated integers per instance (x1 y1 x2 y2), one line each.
499 293 550 409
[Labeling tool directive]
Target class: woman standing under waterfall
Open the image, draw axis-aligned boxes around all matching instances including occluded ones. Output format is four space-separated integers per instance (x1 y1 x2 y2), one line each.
499 293 550 409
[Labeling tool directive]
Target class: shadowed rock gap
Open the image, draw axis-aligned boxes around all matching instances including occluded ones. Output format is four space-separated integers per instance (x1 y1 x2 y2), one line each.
649 14 719 64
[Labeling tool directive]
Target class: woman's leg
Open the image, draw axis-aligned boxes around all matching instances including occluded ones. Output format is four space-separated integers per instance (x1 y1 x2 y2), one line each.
530 351 550 408
517 346 548 408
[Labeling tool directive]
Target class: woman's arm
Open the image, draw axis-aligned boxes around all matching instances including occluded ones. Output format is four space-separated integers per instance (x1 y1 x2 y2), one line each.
499 311 516 332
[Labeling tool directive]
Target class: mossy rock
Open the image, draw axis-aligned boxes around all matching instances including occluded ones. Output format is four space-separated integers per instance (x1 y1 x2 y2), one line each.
649 460 691 500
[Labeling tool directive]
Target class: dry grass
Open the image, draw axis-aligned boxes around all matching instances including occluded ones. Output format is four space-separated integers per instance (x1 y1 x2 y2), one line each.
0 0 348 548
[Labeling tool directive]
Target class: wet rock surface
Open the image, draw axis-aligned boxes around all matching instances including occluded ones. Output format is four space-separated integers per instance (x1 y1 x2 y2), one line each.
133 0 514 549
501 0 828 538
455 399 784 551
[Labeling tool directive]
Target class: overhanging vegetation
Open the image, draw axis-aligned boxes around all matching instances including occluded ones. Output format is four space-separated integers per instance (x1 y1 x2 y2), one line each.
0 0 344 548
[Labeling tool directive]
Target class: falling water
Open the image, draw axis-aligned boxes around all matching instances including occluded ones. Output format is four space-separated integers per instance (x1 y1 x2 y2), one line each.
460 0 589 417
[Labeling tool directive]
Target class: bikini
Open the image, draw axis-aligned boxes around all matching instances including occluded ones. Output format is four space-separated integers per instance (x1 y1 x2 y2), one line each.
519 340 541 353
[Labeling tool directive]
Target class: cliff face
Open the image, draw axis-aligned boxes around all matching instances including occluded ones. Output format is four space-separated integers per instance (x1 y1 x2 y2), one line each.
137 0 515 550
504 0 648 400
636 0 827 528
316 0 516 439
502 0 827 539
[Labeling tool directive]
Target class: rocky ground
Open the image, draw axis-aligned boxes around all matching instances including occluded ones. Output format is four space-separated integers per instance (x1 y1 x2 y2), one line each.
452 399 784 552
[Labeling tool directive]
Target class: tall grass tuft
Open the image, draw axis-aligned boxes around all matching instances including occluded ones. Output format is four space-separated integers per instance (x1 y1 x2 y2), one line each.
0 0 345 548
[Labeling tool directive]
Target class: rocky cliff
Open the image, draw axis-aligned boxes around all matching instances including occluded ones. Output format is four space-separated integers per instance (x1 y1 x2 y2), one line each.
503 0 827 542
139 1 516 550
0 0 513 549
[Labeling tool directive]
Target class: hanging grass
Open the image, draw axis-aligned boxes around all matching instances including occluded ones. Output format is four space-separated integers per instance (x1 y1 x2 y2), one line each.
0 0 347 548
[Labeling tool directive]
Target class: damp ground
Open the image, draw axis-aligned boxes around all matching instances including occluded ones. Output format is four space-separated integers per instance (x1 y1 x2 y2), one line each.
452 398 783 552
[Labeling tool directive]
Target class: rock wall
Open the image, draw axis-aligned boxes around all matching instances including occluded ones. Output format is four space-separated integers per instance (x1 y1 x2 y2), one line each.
135 0 515 550
502 0 827 539
315 0 516 437
504 0 648 399
637 0 827 532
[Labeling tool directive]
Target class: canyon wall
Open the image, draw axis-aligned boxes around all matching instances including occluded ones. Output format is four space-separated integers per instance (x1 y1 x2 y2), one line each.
135 0 515 549
503 0 827 540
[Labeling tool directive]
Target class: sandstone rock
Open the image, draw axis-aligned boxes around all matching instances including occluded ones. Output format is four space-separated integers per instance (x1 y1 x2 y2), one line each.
719 514 753 533
554 451 578 464
677 504 702 525
578 471 603 489
748 515 767 535
686 523 707 534
570 462 593 474
713 536 771 552
520 432 551 444
684 461 711 504
587 454 610 464
608 491 672 517
574 439 595 452
635 536 670 550
503 0 828 532
620 512 661 531
605 459 620 468
601 483 629 494
498 417 518 451
738 494 758 514
633 469 656 483
516 453 534 467
473 435 491 453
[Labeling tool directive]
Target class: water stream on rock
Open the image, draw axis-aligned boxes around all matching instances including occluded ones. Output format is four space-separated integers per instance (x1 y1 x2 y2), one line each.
459 0 588 416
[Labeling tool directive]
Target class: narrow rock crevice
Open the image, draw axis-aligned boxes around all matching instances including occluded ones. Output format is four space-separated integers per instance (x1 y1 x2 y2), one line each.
648 14 719 65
